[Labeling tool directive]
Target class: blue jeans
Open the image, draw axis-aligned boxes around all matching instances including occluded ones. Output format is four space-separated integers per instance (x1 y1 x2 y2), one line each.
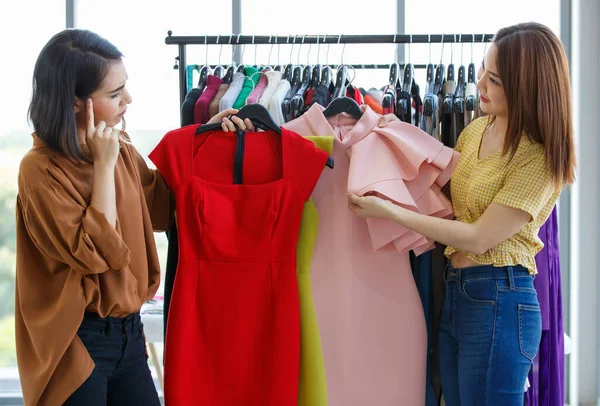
64 312 160 406
439 264 542 406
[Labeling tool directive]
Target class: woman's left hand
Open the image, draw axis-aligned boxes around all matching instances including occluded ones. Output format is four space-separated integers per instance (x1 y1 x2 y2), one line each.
347 193 396 219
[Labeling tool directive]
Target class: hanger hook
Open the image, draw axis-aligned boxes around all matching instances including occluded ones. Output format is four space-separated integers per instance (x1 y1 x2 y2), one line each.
482 33 488 56
428 34 432 62
459 34 463 65
337 34 345 67
277 35 281 66
298 34 305 65
316 34 320 64
252 35 257 66
440 33 445 64
237 34 242 64
229 35 233 65
409 34 412 62
393 34 398 64
307 35 312 65
217 35 223 66
471 34 474 63
268 35 273 67
325 34 330 66
451 34 455 64
204 35 209 68
290 35 297 64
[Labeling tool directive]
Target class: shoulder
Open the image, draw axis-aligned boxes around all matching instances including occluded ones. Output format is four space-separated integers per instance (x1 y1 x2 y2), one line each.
18 146 66 192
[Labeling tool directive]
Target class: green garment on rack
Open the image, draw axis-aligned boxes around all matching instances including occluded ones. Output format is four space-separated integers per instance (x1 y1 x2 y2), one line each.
233 66 260 109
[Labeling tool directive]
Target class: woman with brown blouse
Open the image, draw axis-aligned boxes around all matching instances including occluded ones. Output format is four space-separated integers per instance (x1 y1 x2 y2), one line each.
15 29 251 406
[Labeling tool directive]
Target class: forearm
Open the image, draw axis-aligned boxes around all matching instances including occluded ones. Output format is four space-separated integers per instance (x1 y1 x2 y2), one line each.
388 206 484 254
90 163 117 227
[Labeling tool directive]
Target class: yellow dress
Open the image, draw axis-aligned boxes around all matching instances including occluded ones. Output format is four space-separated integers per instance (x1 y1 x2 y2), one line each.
297 136 332 406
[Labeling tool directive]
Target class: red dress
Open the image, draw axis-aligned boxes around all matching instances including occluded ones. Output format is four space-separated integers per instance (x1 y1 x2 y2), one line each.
149 126 328 406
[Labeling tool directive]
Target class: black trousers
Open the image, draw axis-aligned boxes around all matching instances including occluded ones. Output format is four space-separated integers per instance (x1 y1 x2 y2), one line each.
64 312 160 406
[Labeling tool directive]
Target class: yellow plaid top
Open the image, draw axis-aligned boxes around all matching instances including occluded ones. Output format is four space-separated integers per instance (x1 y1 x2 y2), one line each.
444 117 561 274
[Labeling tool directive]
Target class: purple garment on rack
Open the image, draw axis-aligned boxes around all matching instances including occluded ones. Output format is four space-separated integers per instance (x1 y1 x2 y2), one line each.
525 207 564 406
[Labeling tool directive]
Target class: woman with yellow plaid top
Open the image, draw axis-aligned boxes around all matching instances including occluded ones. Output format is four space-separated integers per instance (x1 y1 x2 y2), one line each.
348 22 575 406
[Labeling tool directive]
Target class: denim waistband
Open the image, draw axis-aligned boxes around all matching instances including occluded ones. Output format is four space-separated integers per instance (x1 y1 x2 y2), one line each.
82 311 141 334
444 264 532 286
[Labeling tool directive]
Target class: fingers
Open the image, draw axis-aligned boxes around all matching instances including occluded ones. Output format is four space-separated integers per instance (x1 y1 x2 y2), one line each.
347 193 361 204
86 99 95 135
208 108 238 124
221 117 237 132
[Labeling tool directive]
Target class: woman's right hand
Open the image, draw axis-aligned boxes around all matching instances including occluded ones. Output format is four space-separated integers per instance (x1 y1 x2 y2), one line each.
86 98 120 167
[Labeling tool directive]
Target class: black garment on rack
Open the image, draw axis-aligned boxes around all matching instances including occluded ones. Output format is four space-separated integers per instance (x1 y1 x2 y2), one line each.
312 84 329 107
181 88 202 127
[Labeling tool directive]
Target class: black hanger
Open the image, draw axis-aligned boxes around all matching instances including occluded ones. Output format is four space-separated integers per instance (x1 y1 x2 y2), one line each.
213 65 225 79
197 66 212 92
455 65 466 98
282 63 294 82
321 66 332 87
330 66 348 101
290 65 313 119
222 65 235 85
237 64 246 74
274 65 283 72
311 64 323 90
433 64 445 95
194 104 334 169
389 62 400 86
323 96 363 120
425 63 435 94
397 64 414 123
467 62 476 83
282 66 303 120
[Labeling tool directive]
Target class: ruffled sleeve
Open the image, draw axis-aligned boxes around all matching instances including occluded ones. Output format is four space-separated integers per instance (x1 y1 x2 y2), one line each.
347 120 459 254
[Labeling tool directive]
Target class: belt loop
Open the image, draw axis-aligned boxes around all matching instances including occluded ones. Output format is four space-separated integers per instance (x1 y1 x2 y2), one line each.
507 266 515 290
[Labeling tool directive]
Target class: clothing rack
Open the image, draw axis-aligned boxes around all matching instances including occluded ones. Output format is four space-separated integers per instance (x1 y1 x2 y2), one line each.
165 31 494 107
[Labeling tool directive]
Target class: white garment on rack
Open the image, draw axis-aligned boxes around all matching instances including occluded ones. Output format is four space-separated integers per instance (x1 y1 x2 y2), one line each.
259 71 283 108
267 79 291 126
219 72 245 112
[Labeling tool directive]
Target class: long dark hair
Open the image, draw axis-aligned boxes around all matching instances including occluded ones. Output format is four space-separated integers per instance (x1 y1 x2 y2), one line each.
492 22 576 186
28 29 123 162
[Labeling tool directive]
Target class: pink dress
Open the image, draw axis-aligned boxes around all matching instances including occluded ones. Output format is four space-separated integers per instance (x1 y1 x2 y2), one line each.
283 105 459 406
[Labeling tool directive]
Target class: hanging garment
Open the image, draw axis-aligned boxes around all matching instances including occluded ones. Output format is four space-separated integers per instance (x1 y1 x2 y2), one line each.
194 75 224 124
181 87 202 126
149 126 328 406
208 83 230 120
297 136 333 406
232 66 260 109
219 72 245 112
258 70 283 108
245 71 269 104
311 84 329 108
525 207 564 406
267 79 291 126
283 104 459 406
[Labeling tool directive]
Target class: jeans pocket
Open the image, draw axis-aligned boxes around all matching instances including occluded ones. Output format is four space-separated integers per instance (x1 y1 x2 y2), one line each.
461 279 496 305
518 304 542 361
77 326 104 347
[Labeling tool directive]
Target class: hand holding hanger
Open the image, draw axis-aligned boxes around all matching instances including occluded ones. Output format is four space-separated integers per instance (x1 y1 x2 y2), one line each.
206 108 255 132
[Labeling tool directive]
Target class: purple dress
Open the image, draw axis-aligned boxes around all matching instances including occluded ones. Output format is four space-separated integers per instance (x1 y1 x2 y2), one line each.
525 207 564 406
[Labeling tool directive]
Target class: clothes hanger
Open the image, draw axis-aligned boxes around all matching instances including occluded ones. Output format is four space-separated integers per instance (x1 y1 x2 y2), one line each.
383 35 400 115
194 104 334 169
465 36 478 112
211 35 225 79
452 35 467 140
196 35 212 92
235 35 246 74
397 35 414 123
290 37 313 119
311 35 323 91
282 35 296 82
272 35 283 72
222 36 236 84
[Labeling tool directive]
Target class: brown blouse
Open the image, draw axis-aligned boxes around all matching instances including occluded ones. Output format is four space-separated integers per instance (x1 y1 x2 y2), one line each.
15 135 173 405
